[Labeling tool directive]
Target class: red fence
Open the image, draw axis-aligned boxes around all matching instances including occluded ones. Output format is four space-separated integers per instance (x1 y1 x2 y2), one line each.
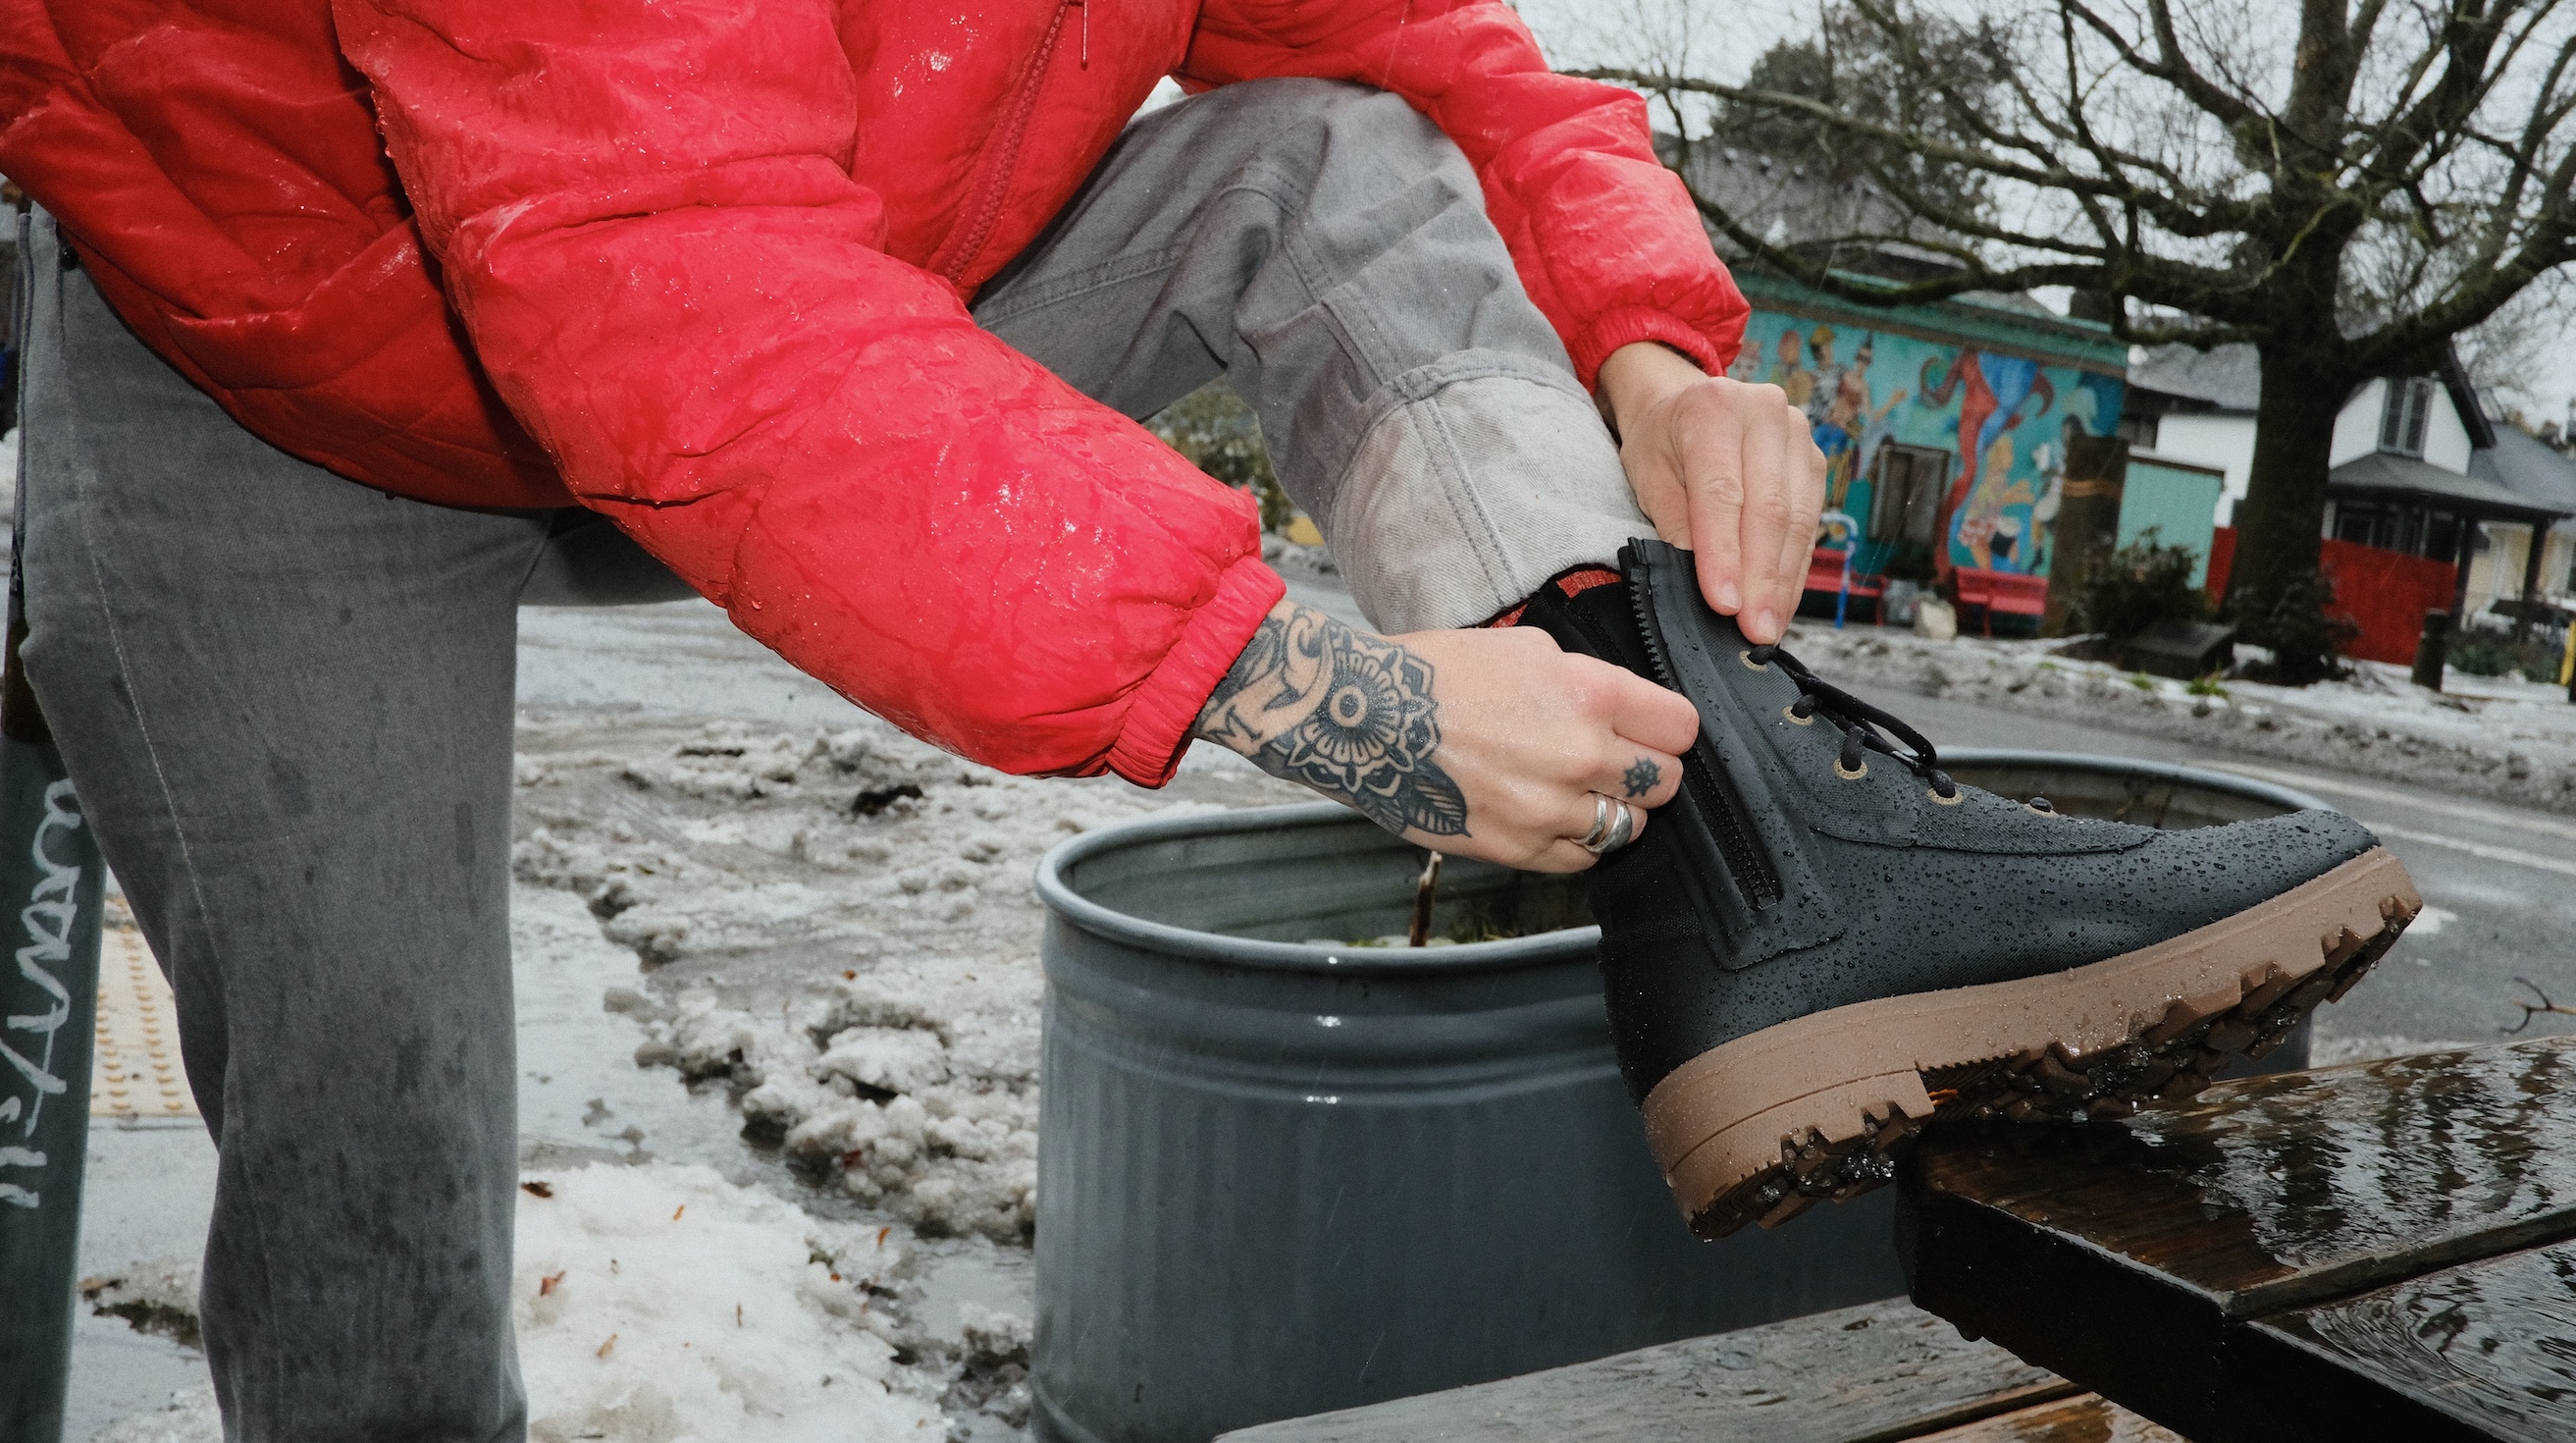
2321 539 2457 665
2203 527 2453 666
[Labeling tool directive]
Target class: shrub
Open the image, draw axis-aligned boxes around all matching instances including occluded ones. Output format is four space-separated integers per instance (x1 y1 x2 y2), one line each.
2446 628 2561 680
2231 570 2359 686
2074 528 2209 642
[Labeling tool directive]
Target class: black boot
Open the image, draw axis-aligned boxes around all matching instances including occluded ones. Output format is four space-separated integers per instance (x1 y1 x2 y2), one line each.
1520 541 2419 1238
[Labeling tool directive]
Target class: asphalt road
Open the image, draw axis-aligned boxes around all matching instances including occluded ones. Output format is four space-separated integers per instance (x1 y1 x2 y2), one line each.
1864 685 2576 1055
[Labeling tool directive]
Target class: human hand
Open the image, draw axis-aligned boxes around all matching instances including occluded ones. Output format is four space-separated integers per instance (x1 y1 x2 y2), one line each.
1193 602 1697 873
1598 342 1828 645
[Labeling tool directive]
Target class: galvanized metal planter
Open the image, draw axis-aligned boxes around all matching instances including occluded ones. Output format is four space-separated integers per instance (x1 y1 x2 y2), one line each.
1030 752 2327 1443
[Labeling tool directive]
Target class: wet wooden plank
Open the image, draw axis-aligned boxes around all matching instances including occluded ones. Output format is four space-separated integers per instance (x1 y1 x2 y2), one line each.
1902 1036 2576 1441
1912 1392 2186 1442
2220 1241 2576 1443
1218 1297 2077 1443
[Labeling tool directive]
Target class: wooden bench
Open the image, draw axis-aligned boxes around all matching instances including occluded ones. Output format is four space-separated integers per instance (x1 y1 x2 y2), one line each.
1901 1035 2576 1442
1217 1296 2182 1443
1950 567 2048 636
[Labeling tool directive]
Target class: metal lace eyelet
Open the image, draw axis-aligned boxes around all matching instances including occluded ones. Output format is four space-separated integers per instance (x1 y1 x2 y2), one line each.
1927 786 1965 806
1782 704 1814 726
1834 758 1868 780
1740 650 1769 671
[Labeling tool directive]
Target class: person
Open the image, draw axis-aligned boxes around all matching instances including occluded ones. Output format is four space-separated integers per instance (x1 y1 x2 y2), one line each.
0 1 2419 1433
1763 324 1815 408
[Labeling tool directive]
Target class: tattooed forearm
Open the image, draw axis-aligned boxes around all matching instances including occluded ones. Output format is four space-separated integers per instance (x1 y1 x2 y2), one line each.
1194 602 1470 837
1621 757 1661 799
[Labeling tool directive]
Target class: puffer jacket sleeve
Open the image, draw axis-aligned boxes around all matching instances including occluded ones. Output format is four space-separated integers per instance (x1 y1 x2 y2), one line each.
1180 0 1747 388
332 0 1281 785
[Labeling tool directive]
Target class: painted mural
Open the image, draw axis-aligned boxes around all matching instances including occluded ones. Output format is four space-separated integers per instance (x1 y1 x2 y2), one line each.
1726 312 2126 578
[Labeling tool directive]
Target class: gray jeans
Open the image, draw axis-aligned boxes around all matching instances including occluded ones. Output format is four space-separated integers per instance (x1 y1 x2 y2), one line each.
18 80 1642 1439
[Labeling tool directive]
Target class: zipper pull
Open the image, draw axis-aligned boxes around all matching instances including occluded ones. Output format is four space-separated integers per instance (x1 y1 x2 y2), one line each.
1073 0 1088 68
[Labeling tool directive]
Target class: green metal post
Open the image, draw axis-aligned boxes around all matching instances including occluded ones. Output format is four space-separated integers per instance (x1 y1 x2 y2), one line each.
0 609 105 1442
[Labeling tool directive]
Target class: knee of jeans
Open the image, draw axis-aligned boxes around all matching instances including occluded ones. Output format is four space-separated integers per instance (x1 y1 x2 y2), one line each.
1218 78 1463 187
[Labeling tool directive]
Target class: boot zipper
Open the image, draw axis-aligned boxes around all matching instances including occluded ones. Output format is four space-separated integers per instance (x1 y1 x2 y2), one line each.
934 0 1078 285
1629 566 1787 907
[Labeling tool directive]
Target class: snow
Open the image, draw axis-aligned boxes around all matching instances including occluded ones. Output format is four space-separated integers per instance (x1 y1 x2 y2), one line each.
510 1162 941 1442
83 873 1055 1443
88 1160 971 1443
512 712 1290 1249
1783 622 2576 814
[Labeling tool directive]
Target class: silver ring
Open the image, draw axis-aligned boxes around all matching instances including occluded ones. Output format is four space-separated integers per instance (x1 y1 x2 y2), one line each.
1583 799 1638 855
1575 794 1614 850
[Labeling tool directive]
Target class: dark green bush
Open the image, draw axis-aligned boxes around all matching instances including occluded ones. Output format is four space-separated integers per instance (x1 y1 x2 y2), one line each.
2231 570 2359 686
2446 629 2560 680
2073 528 2209 642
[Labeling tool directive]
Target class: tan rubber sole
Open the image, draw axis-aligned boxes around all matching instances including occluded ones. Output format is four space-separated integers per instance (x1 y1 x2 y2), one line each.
1644 847 2421 1239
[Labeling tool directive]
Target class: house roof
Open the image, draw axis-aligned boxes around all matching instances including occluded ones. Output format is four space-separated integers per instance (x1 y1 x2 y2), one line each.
2329 449 2570 523
2126 344 2263 412
2468 423 2576 514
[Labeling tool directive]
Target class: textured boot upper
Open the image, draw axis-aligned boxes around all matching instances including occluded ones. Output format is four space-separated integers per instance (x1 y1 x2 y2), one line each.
1523 540 2381 1099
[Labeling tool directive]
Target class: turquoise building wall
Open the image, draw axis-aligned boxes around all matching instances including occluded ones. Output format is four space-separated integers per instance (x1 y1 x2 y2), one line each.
1727 274 2129 579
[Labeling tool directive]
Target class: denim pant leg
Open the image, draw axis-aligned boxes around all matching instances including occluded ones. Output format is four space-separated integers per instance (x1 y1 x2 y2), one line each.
973 78 1653 634
16 213 544 1441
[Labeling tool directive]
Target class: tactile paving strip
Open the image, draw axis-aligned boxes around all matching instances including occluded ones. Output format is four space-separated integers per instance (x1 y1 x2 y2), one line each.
91 926 196 1121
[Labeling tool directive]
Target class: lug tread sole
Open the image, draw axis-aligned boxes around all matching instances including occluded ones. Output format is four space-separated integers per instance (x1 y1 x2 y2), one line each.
1645 849 2420 1240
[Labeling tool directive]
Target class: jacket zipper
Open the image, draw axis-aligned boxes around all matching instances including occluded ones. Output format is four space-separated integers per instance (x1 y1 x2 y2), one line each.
934 0 1078 286
1629 566 1786 907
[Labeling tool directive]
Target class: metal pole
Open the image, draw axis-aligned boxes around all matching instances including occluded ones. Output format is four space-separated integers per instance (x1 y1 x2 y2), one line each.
2411 609 2453 693
0 604 105 1442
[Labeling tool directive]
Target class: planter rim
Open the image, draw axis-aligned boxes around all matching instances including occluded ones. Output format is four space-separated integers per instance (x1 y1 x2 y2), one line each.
1033 752 2331 977
1035 801 1601 976
1935 748 2332 813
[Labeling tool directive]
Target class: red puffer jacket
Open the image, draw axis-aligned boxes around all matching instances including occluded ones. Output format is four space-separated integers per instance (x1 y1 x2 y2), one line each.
0 0 1746 783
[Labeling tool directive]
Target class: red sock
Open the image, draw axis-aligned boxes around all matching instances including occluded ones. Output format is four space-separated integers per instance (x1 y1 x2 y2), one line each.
1486 565 1620 626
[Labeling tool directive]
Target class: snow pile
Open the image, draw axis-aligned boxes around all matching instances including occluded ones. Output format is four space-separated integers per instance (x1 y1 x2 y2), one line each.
514 715 1285 1243
940 1304 1033 1430
94 1387 222 1443
80 1256 203 1346
512 1161 942 1442
1787 624 2576 813
83 1159 991 1442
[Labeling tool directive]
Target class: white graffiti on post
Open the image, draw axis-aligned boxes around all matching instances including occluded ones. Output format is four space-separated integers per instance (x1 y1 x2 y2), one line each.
0 780 84 1208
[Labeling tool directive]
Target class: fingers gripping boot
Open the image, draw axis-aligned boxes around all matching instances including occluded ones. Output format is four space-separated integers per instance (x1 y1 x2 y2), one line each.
1519 541 2420 1238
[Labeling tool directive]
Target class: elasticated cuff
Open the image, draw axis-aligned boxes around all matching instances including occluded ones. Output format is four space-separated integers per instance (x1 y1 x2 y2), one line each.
1567 306 1730 392
1105 553 1288 787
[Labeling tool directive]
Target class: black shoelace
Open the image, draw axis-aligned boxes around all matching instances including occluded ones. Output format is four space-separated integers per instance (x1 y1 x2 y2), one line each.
1744 642 1959 800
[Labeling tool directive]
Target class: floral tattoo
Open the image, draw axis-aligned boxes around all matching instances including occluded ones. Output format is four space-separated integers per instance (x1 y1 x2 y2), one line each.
1196 605 1470 837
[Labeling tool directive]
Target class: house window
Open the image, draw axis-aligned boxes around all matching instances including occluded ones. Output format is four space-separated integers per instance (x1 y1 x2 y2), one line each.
1867 443 1950 548
2379 378 2436 457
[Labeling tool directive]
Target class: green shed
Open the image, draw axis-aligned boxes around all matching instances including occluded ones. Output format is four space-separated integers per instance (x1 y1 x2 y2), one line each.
2117 451 2227 589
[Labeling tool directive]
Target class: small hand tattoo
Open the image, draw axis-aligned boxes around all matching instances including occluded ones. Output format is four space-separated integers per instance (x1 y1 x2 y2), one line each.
1195 605 1470 837
1621 757 1661 799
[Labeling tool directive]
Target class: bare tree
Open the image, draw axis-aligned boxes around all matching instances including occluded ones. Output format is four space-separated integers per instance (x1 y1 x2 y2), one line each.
1579 0 2576 630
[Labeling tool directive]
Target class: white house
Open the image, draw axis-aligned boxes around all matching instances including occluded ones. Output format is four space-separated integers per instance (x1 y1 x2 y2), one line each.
2122 345 2576 627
